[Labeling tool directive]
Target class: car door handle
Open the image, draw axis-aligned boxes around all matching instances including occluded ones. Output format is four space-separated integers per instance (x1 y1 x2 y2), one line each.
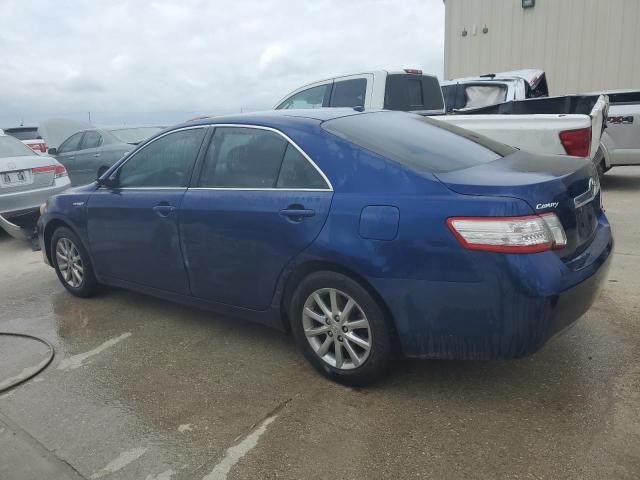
152 204 177 217
93 153 101 157
279 207 315 222
68 156 75 160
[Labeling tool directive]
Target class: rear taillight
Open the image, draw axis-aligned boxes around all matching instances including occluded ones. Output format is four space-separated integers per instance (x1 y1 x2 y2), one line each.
32 165 68 178
559 127 591 157
447 213 567 253
54 165 67 177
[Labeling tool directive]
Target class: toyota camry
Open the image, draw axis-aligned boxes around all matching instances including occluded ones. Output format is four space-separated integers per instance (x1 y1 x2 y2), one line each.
37 109 613 384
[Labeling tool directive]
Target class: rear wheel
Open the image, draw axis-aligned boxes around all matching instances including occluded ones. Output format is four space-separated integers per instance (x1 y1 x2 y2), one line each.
290 271 392 385
51 227 100 297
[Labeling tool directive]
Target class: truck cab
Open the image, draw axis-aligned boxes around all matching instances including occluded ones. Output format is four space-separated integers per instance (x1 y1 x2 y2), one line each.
274 70 446 115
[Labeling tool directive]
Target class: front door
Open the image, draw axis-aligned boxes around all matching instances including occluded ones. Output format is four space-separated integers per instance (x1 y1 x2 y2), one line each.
180 126 333 310
55 131 85 185
87 127 206 294
73 130 104 185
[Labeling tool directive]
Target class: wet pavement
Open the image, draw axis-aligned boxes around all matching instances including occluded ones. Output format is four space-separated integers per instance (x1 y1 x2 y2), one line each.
1 167 639 480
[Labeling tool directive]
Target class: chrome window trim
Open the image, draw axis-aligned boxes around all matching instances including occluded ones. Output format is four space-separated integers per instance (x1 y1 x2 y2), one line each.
201 123 333 191
189 187 332 192
111 123 333 192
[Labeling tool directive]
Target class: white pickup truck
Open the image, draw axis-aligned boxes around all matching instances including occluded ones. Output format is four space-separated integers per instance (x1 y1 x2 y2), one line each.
442 70 640 175
592 90 640 172
274 70 608 163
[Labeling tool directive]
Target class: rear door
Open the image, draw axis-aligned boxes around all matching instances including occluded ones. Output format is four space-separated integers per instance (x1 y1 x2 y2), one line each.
180 125 333 310
73 130 103 185
87 127 206 294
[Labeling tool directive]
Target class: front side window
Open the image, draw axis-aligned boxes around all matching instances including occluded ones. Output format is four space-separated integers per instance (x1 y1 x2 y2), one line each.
329 78 367 108
277 84 330 110
58 132 84 153
80 131 102 150
199 127 329 190
117 128 205 188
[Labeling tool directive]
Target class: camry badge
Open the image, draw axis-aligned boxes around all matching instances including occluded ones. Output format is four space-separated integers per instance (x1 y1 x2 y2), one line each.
536 202 559 209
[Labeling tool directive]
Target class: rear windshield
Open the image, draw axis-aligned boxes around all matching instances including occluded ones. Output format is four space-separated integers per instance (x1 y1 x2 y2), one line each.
321 111 516 173
384 74 445 112
0 135 37 158
4 128 40 141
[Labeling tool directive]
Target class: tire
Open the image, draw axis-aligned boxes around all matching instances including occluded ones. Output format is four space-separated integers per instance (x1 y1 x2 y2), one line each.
290 271 392 385
51 226 100 298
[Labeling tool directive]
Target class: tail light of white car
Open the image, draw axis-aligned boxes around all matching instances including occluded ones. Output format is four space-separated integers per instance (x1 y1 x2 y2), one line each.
32 164 68 178
447 213 567 253
559 127 592 157
28 142 48 153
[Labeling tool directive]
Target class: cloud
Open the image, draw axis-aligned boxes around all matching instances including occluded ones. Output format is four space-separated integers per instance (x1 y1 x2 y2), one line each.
0 0 444 126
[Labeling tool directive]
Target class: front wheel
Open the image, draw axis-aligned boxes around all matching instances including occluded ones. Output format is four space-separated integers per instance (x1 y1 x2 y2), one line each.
290 271 392 385
51 227 100 297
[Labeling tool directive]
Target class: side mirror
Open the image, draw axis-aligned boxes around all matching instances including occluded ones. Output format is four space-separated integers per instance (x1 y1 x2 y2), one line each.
48 147 57 155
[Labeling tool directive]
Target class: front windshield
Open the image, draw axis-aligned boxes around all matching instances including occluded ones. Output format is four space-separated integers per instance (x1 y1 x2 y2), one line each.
0 135 37 158
109 127 162 145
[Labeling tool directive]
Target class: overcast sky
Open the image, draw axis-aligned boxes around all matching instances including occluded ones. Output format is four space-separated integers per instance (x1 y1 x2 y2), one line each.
0 0 444 127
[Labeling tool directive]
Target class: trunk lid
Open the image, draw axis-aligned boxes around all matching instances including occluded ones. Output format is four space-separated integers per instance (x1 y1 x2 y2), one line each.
435 150 601 260
0 155 57 193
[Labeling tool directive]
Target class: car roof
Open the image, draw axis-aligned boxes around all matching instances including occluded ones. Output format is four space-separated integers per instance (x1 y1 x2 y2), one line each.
180 108 365 129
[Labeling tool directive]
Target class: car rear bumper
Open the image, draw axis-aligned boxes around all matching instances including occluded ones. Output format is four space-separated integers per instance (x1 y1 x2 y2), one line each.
371 214 613 360
0 180 70 217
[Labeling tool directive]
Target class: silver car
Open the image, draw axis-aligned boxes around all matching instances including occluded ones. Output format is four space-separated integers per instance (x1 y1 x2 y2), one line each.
0 132 70 238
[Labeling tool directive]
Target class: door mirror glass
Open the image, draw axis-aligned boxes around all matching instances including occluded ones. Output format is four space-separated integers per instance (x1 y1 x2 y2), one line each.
47 147 57 155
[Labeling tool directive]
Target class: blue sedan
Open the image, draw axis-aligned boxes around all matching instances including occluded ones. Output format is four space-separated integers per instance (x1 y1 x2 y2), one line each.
38 109 613 384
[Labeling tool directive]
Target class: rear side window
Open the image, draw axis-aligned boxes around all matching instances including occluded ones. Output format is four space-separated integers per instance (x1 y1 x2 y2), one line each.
329 78 366 108
277 84 331 110
200 127 287 188
118 128 205 187
384 74 444 111
322 111 516 173
277 145 328 189
199 127 330 189
80 131 102 149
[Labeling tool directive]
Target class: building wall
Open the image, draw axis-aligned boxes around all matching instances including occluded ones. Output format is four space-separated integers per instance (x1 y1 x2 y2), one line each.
444 0 640 94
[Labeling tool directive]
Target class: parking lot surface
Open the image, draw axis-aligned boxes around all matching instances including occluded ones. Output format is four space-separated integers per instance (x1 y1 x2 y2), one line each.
1 167 639 480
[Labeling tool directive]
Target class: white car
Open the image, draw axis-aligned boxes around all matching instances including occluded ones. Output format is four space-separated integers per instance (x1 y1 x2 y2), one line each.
3 126 48 154
274 69 608 162
0 132 70 239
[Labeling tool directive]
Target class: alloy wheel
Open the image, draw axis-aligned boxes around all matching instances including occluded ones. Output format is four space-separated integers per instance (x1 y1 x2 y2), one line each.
302 288 372 370
55 237 84 288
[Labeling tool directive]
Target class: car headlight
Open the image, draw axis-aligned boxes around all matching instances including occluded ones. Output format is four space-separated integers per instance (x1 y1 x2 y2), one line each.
39 202 48 216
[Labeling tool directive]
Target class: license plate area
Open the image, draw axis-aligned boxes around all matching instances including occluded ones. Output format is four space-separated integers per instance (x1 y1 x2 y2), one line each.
0 169 33 187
